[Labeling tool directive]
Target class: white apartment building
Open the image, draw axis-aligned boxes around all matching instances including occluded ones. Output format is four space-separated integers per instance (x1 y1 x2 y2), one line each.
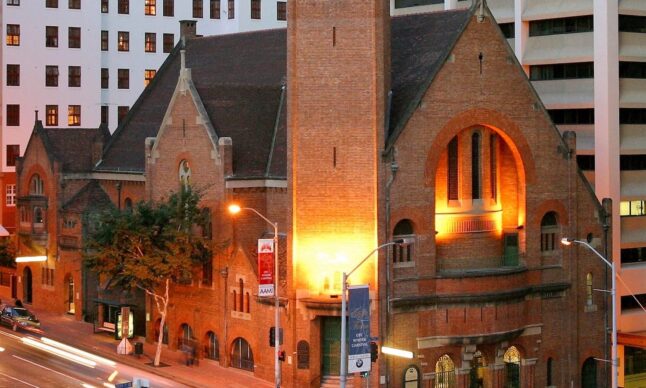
394 0 646 384
0 0 286 230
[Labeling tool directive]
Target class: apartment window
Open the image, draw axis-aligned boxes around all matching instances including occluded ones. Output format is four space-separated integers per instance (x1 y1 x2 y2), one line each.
7 0 20 5
6 105 19 126
277 1 285 21
621 108 646 124
620 200 646 216
68 105 81 126
6 24 20 46
498 22 514 39
68 27 81 48
620 62 646 79
145 0 156 15
118 31 129 51
621 247 646 264
101 68 109 89
530 62 594 81
46 0 58 7
251 0 260 19
68 66 81 87
46 26 59 47
144 69 156 86
118 106 128 125
101 0 108 12
45 105 58 126
163 0 173 16
69 0 80 9
163 33 174 53
210 0 220 19
621 156 646 171
118 0 128 14
548 109 594 125
5 184 16 207
145 33 156 52
101 30 108 51
6 64 19 86
118 69 129 89
619 15 646 33
228 0 234 19
6 146 19 168
529 16 593 37
193 0 202 17
576 155 595 171
621 293 646 312
46 65 59 87
101 106 108 126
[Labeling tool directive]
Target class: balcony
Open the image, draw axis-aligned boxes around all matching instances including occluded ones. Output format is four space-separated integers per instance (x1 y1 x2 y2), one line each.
437 253 525 276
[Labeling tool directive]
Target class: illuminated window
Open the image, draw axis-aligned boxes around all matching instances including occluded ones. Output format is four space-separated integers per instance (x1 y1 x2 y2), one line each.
7 64 20 86
118 0 128 14
6 105 19 126
228 0 234 19
46 105 58 126
101 68 109 89
6 24 20 46
163 33 174 53
118 68 129 89
504 347 521 388
277 1 285 21
540 212 558 253
6 146 19 168
68 105 81 126
68 27 81 48
118 31 129 51
179 160 191 188
586 272 593 306
435 355 456 388
46 26 58 47
470 351 486 387
68 66 81 87
163 0 173 16
46 65 59 86
620 200 646 216
144 33 156 52
30 174 44 195
210 0 220 19
447 136 458 201
251 0 260 19
5 184 16 207
144 69 156 86
193 0 202 17
101 30 108 51
101 0 108 13
144 0 156 15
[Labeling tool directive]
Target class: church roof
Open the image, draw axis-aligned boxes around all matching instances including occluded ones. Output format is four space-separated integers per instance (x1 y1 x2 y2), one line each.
62 180 114 213
34 124 109 173
96 8 471 178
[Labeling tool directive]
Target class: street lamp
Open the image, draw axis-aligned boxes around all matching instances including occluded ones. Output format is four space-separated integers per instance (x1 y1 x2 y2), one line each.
561 237 617 388
340 239 405 388
229 204 281 388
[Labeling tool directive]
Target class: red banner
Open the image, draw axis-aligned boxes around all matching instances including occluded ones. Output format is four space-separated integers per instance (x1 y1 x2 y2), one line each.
258 239 274 297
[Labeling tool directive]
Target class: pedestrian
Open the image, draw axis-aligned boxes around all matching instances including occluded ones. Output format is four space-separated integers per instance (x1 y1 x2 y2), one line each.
181 340 191 366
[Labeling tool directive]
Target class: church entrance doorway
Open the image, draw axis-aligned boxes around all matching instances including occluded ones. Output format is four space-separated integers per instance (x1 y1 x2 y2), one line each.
321 316 342 376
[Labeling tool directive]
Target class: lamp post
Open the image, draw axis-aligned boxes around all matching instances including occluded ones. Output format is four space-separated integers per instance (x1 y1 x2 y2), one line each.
229 204 281 388
340 239 405 388
561 237 617 388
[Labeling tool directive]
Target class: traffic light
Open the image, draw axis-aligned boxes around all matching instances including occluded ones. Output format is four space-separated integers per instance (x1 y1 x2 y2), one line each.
278 350 286 362
269 327 275 347
370 341 378 362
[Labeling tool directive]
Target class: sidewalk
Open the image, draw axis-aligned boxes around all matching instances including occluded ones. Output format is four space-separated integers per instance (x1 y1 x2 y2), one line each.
27 307 273 388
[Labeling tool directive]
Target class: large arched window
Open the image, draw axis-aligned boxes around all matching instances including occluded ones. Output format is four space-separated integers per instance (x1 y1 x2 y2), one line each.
448 136 459 201
231 337 254 371
435 354 456 387
541 212 559 253
504 346 521 388
30 174 44 195
204 331 219 361
471 132 482 200
582 357 597 388
178 323 193 348
392 219 415 264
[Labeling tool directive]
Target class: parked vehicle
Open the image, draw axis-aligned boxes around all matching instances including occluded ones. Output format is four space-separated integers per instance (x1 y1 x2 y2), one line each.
0 305 42 333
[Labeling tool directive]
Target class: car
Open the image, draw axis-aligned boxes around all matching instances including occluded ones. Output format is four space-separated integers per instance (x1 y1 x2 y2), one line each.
0 305 42 333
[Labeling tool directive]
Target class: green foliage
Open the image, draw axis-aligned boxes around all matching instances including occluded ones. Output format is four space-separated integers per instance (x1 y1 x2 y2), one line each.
0 238 16 268
84 188 211 291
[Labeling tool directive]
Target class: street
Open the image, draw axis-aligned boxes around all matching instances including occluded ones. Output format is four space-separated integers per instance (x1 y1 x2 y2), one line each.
0 327 183 388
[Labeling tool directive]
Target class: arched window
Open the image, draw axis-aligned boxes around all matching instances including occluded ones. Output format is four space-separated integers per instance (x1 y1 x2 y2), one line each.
239 278 244 312
392 219 415 264
124 197 133 211
30 174 44 195
435 354 456 387
178 323 193 348
245 292 250 313
33 207 44 224
471 132 481 200
448 136 459 201
582 357 597 388
204 331 219 361
541 212 559 252
586 273 593 306
547 357 554 386
231 337 254 371
490 134 497 201
470 351 485 388
297 340 310 369
232 290 237 311
504 346 521 388
154 318 169 344
179 159 191 189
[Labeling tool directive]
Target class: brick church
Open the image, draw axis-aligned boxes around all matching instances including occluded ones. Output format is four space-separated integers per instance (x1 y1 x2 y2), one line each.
13 1 610 387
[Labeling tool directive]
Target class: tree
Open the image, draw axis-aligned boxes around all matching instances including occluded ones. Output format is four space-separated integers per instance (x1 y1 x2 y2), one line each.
0 237 16 268
85 188 211 366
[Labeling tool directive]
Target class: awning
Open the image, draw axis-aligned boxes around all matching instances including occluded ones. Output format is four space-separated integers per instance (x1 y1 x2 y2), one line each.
619 332 646 348
0 225 9 237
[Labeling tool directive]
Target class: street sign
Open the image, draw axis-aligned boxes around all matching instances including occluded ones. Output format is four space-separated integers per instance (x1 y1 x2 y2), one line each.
348 285 371 373
115 382 132 388
258 239 275 297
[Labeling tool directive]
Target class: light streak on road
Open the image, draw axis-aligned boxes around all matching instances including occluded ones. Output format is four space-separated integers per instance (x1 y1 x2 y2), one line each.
21 338 97 368
81 384 97 388
103 384 116 388
107 370 118 382
41 337 116 367
0 371 39 387
14 355 89 385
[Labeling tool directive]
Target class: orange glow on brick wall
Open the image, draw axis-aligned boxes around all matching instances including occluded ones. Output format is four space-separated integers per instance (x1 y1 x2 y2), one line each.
293 232 377 295
435 210 503 239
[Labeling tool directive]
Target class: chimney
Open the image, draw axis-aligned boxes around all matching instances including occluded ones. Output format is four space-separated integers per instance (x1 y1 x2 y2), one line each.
180 20 197 42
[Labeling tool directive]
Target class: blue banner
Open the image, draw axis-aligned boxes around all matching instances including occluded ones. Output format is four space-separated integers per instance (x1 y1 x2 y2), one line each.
348 285 371 373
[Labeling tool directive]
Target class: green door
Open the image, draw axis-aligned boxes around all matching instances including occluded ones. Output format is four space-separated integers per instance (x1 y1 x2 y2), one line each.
321 317 342 376
503 233 519 266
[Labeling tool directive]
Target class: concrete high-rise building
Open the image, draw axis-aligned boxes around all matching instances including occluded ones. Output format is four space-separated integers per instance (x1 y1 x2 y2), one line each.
393 0 646 384
1 0 286 231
